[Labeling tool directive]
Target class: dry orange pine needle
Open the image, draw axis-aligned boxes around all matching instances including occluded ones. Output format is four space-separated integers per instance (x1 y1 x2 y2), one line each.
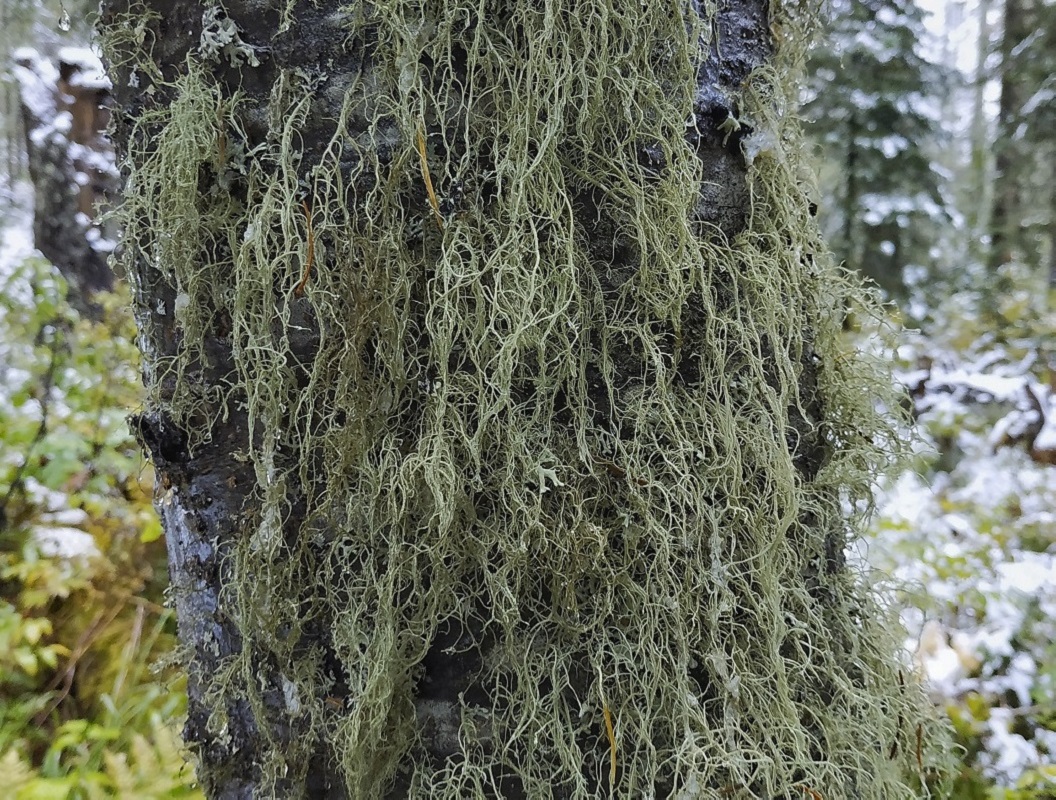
603 704 616 789
416 125 444 230
293 199 314 297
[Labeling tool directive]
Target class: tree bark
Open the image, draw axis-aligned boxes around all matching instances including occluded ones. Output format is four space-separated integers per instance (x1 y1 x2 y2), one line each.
967 0 993 249
14 48 118 311
1050 150 1056 287
101 1 943 797
989 0 1037 273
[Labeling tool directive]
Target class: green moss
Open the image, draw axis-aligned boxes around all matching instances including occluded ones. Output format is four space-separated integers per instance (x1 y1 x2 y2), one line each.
109 1 952 796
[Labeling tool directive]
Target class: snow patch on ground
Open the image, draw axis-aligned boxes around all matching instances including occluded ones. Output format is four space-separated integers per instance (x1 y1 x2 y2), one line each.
870 349 1056 785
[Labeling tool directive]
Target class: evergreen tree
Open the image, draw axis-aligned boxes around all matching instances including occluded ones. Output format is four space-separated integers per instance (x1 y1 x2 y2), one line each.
803 0 950 300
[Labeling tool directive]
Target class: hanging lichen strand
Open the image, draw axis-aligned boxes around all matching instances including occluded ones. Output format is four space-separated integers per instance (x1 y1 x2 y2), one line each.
108 0 947 796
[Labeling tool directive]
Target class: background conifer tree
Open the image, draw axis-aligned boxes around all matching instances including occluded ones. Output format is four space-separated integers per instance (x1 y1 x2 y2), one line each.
803 0 951 300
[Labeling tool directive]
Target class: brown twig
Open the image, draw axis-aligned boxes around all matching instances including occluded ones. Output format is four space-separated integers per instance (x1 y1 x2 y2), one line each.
34 600 127 725
111 603 146 701
293 199 315 296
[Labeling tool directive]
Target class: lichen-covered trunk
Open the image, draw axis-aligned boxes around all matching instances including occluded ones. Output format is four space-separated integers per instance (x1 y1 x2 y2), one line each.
101 1 943 798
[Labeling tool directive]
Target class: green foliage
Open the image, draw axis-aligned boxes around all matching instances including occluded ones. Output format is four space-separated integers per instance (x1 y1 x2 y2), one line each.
0 256 199 798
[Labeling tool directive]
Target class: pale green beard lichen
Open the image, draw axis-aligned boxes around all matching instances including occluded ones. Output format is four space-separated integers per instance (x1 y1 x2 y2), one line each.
111 1 950 797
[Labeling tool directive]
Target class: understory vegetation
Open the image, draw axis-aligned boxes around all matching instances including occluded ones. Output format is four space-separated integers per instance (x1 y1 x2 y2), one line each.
868 270 1056 797
0 253 200 798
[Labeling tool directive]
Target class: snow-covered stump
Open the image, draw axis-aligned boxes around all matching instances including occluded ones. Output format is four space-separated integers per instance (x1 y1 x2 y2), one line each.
13 47 118 312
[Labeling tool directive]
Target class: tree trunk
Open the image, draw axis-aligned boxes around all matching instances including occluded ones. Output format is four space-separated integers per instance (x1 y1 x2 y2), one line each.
100 1 944 797
967 0 993 250
989 0 1036 273
841 106 860 277
1050 150 1056 287
14 48 118 310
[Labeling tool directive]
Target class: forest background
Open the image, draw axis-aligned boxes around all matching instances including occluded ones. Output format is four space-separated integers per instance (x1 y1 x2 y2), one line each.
0 0 1053 796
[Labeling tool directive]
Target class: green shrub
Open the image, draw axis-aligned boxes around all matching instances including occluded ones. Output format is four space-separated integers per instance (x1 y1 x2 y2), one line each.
0 256 199 798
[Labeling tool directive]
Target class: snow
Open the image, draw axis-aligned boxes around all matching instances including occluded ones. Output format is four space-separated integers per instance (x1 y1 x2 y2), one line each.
1033 416 1056 451
1023 86 1056 116
878 134 910 158
32 526 99 558
849 88 880 110
869 334 1056 786
56 46 111 90
984 708 1043 781
0 186 36 286
997 557 1056 596
12 48 59 121
23 479 99 559
875 5 901 28
860 191 947 226
844 26 901 63
68 142 120 177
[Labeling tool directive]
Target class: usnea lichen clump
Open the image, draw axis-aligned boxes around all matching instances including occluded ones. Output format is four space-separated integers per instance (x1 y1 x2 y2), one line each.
111 0 949 797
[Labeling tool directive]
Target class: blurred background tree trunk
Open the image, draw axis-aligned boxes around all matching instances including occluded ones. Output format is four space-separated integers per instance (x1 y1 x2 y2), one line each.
988 0 1037 274
14 47 117 309
803 0 951 302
